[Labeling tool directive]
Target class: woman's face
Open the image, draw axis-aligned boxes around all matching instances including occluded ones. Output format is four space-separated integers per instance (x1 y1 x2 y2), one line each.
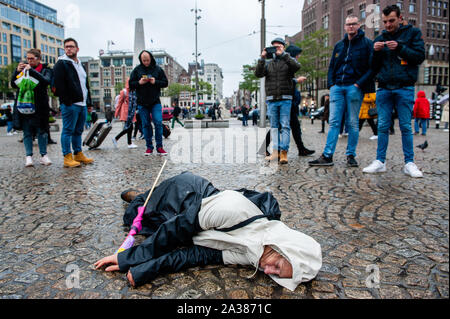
259 247 293 278
27 54 41 68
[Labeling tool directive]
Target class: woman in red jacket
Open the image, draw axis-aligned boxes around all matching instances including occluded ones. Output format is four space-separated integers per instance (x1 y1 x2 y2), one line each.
413 91 430 136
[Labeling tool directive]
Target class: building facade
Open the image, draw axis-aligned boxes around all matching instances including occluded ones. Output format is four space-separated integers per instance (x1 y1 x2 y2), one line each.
84 49 188 111
0 0 64 67
290 0 449 101
190 60 224 107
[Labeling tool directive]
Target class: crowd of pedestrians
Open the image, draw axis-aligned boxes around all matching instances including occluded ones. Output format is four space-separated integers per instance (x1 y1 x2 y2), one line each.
254 4 434 178
2 5 447 180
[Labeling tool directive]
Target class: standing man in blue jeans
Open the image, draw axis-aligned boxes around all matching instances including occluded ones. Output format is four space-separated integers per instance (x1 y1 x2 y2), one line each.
255 38 301 165
363 5 425 178
309 15 373 168
53 38 94 168
129 50 169 156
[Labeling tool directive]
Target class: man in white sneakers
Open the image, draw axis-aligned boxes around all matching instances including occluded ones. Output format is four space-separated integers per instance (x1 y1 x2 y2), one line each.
363 5 425 178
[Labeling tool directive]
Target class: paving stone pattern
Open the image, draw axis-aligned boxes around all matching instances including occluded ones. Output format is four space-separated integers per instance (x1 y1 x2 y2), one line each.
0 119 448 299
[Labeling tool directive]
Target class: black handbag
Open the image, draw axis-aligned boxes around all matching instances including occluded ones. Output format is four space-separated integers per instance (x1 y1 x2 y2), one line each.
368 107 378 117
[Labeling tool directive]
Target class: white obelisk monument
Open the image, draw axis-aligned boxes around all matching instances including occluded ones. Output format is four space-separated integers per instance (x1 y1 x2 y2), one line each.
133 18 146 67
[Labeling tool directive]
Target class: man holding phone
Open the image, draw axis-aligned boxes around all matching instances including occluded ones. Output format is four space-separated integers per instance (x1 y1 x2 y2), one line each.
255 38 301 165
129 50 169 156
363 5 425 178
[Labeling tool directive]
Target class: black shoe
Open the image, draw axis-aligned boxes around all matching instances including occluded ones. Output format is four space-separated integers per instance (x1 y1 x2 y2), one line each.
121 189 141 203
298 148 315 157
309 155 334 166
318 131 325 134
48 139 57 145
347 155 359 167
390 130 395 135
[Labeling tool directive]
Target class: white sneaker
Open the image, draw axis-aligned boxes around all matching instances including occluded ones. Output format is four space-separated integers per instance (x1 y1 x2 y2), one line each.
370 135 378 140
13 131 18 135
7 132 13 136
40 155 52 166
128 143 138 149
111 137 118 149
444 129 449 132
25 156 34 167
403 162 423 178
363 160 387 174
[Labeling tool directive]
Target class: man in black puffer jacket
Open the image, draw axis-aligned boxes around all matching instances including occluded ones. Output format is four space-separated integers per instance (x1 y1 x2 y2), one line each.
363 5 425 178
255 38 301 165
129 50 169 157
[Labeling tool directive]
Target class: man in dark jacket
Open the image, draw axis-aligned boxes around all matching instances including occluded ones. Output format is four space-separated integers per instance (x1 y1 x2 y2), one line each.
255 38 301 165
363 5 425 178
129 50 169 156
11 49 53 167
309 15 373 168
53 38 94 168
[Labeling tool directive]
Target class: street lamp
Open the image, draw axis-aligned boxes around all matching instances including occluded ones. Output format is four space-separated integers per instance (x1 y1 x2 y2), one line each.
191 1 202 115
258 0 266 128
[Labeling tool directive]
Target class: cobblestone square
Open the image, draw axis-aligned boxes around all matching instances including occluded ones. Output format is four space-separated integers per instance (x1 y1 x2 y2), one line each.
0 119 448 299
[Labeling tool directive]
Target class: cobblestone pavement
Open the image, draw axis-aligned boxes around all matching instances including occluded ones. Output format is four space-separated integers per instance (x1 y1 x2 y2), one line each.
0 118 448 299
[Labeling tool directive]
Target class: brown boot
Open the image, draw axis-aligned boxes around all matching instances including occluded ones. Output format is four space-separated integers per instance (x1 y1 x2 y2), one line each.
265 150 280 162
64 154 81 168
120 189 141 203
280 150 288 165
74 152 94 164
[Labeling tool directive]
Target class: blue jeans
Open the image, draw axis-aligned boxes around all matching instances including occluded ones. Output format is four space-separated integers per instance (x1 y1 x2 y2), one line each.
6 121 13 133
61 104 87 156
414 118 427 135
267 100 292 151
323 85 363 158
138 104 163 150
22 117 48 156
376 87 415 164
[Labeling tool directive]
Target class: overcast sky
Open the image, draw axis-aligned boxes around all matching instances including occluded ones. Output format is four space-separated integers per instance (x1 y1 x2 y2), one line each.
40 0 305 97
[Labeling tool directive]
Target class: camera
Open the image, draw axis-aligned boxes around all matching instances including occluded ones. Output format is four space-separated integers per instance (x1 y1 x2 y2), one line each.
265 46 277 59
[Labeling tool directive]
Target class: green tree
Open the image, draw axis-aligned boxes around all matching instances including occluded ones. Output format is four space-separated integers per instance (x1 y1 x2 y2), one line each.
239 62 260 105
0 63 18 102
296 28 332 102
166 82 194 103
114 82 124 96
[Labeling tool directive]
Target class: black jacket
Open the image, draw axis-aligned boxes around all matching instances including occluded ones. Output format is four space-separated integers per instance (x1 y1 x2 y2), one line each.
11 64 53 131
328 29 374 93
52 58 92 107
372 24 425 90
129 50 169 107
255 52 301 101
118 172 282 286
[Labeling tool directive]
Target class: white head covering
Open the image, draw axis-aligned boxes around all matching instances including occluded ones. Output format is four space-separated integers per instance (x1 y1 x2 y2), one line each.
262 222 322 291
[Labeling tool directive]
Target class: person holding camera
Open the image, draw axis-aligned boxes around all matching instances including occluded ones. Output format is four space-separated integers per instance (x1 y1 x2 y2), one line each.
11 49 53 167
363 5 425 178
255 38 301 165
129 50 169 156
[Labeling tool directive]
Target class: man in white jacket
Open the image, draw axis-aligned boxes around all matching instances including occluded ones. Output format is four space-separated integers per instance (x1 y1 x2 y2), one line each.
95 174 322 291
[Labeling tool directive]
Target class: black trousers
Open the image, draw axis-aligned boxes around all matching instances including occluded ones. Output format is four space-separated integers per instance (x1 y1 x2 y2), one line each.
115 124 133 145
359 119 378 136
